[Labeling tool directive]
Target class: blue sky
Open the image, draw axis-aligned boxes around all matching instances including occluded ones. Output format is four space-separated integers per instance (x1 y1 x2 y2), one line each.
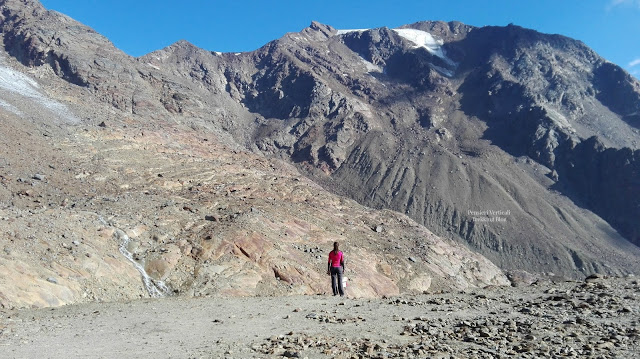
40 0 640 77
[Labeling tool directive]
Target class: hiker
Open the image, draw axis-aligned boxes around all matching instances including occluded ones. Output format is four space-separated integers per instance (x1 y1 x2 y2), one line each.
327 241 345 296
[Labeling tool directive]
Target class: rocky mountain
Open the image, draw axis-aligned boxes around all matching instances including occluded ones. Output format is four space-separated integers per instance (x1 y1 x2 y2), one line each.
0 0 509 308
145 20 640 276
0 0 638 307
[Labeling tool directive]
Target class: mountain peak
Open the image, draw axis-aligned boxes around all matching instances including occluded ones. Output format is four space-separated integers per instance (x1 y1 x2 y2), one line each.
170 39 198 50
298 20 336 40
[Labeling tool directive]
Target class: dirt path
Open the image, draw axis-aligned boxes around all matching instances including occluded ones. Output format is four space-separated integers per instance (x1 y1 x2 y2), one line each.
1 277 638 358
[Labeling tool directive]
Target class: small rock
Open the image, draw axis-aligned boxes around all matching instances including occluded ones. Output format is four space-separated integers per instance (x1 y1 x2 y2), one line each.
408 257 417 263
33 174 45 181
46 277 58 284
283 350 300 358
98 121 107 128
374 225 383 233
585 273 604 282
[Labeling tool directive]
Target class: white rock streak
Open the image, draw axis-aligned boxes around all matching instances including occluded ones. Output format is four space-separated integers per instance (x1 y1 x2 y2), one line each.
114 229 169 298
98 214 169 298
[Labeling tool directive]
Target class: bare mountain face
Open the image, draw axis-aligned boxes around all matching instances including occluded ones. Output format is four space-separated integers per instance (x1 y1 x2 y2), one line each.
140 23 640 278
213 22 640 278
0 0 509 308
0 0 638 306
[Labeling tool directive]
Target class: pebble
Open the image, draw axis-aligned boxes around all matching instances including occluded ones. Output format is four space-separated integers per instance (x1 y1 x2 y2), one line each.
283 350 300 358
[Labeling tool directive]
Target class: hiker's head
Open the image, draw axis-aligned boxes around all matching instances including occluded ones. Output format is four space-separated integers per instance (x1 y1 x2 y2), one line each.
333 241 339 252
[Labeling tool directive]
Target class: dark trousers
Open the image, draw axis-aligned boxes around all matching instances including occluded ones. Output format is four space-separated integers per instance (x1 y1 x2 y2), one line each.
330 266 344 296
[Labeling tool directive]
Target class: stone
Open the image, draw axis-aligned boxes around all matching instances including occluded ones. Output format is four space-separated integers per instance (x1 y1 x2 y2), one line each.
283 350 300 358
585 274 605 282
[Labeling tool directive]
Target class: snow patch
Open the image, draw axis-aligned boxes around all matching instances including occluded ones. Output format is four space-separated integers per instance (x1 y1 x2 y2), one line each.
0 62 43 98
429 64 454 78
0 99 22 116
392 28 456 67
336 29 369 35
361 57 383 73
0 56 79 124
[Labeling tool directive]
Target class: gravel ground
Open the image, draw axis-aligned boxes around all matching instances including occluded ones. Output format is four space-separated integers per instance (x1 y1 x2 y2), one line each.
0 275 638 358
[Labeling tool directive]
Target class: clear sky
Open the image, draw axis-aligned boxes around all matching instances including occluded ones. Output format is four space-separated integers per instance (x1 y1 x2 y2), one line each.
40 0 640 78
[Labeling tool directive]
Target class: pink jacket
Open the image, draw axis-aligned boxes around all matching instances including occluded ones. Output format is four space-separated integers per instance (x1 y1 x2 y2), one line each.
328 250 343 267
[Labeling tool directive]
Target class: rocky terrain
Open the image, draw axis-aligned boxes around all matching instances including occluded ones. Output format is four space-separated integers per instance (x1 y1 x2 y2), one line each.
2 0 637 282
0 0 638 308
0 275 637 358
0 59 508 308
0 0 638 357
0 0 511 309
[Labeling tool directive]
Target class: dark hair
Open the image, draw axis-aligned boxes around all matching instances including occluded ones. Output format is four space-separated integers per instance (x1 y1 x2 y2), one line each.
333 241 339 253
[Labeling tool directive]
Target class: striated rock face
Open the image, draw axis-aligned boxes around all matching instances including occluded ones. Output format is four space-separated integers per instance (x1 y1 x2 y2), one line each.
0 0 639 307
199 21 640 278
0 96 507 307
0 1 506 307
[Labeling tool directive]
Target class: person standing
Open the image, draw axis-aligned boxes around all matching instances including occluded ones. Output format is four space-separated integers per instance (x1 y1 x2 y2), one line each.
327 241 345 296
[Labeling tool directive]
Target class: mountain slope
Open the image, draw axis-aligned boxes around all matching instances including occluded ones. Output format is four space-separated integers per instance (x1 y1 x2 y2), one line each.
203 21 640 277
0 0 508 308
1 0 639 290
